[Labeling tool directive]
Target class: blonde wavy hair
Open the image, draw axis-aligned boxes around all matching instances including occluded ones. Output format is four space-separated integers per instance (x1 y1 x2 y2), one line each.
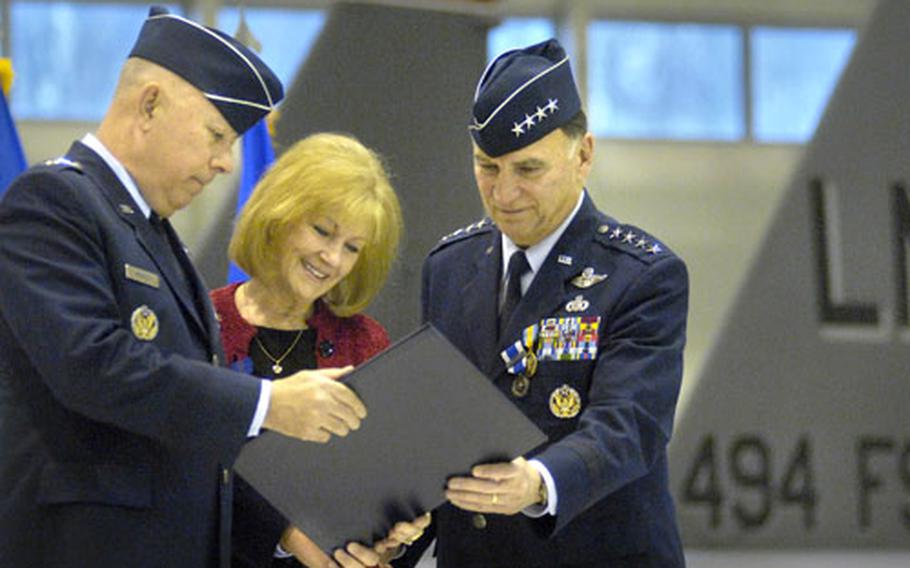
229 133 403 316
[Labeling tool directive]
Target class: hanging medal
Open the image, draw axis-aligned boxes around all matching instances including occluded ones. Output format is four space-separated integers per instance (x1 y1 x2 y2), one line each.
499 323 539 398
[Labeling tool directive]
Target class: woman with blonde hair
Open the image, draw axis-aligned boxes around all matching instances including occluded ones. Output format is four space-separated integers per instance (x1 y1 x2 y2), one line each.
211 132 420 567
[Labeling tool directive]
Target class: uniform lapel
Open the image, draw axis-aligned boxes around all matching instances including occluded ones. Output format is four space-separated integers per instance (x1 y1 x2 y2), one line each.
499 195 599 347
67 142 210 341
461 231 503 377
160 218 222 353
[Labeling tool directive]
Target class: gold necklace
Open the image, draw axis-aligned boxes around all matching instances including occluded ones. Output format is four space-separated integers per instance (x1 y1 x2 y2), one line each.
253 330 305 375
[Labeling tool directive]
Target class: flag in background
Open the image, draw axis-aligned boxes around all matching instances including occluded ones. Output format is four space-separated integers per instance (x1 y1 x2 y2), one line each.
227 117 275 283
0 58 27 199
227 10 277 284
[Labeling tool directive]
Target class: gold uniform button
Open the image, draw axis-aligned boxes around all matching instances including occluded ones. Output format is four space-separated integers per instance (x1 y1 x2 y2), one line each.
472 513 487 529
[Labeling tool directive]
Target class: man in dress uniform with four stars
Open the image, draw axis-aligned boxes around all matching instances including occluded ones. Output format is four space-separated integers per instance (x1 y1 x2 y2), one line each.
408 39 689 567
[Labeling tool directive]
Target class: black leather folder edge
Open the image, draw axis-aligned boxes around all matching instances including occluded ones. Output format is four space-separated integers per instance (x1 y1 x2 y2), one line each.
233 324 548 553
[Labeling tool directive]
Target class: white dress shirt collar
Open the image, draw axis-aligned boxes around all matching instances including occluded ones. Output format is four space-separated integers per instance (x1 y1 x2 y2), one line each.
500 190 585 294
81 133 152 219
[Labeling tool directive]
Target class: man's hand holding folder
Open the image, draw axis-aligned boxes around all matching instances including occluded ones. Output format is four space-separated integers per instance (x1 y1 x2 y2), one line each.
332 513 432 568
263 366 367 443
235 325 547 557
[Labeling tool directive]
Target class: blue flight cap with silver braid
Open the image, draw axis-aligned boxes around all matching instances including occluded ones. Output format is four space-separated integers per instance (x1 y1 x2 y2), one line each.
128 6 283 135
469 39 582 157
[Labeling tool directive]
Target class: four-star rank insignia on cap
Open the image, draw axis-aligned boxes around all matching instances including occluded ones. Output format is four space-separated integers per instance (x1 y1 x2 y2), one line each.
131 305 159 341
468 39 582 158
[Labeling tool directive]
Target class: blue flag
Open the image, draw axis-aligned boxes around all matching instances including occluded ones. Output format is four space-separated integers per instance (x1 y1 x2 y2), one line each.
0 88 27 199
227 117 275 283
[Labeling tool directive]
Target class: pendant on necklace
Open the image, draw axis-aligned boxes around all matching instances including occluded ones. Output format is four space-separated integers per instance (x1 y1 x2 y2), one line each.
272 363 283 374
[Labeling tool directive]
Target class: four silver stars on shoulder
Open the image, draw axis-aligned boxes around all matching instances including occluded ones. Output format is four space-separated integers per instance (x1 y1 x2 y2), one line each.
598 223 662 255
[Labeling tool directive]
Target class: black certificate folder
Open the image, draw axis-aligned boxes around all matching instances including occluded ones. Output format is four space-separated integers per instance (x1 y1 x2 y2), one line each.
233 324 547 554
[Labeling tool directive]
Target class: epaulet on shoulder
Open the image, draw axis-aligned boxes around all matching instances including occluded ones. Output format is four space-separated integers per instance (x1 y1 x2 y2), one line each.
593 221 672 263
41 157 83 173
430 217 494 254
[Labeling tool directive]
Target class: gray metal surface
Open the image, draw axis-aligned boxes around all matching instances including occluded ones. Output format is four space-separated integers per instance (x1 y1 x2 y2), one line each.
275 2 491 340
669 0 910 547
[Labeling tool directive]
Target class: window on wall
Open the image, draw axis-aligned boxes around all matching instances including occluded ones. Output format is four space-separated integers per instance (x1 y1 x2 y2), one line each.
10 2 177 121
487 17 556 62
587 21 744 141
217 8 325 91
489 18 856 144
8 3 324 121
751 27 855 143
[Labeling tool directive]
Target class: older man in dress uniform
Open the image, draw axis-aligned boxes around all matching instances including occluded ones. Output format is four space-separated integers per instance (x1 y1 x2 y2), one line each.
409 39 689 567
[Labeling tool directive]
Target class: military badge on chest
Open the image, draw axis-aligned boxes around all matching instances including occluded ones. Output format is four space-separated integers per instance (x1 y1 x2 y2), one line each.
549 384 582 418
497 264 606 415
131 305 159 341
537 315 600 361
570 267 607 289
499 312 600 417
500 324 540 397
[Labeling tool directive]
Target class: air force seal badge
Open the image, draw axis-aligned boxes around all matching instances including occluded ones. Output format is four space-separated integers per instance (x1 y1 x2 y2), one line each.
131 305 159 341
549 384 581 419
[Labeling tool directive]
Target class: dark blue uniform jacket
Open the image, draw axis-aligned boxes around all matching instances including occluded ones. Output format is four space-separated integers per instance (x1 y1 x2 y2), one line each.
417 193 688 567
0 142 261 568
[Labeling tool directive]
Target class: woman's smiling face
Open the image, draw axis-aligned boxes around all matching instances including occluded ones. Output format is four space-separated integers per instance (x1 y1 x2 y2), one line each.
277 215 369 308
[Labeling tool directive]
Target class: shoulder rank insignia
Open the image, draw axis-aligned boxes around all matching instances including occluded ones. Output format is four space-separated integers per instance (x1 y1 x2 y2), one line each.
43 157 83 171
549 384 582 419
130 305 159 341
571 267 607 288
440 218 492 243
601 223 664 255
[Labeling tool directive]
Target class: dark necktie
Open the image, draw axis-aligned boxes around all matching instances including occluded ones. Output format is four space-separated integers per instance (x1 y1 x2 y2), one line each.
499 250 530 339
149 213 195 298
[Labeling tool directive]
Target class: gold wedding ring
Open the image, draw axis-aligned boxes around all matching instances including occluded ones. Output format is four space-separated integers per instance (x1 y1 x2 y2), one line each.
403 529 424 545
